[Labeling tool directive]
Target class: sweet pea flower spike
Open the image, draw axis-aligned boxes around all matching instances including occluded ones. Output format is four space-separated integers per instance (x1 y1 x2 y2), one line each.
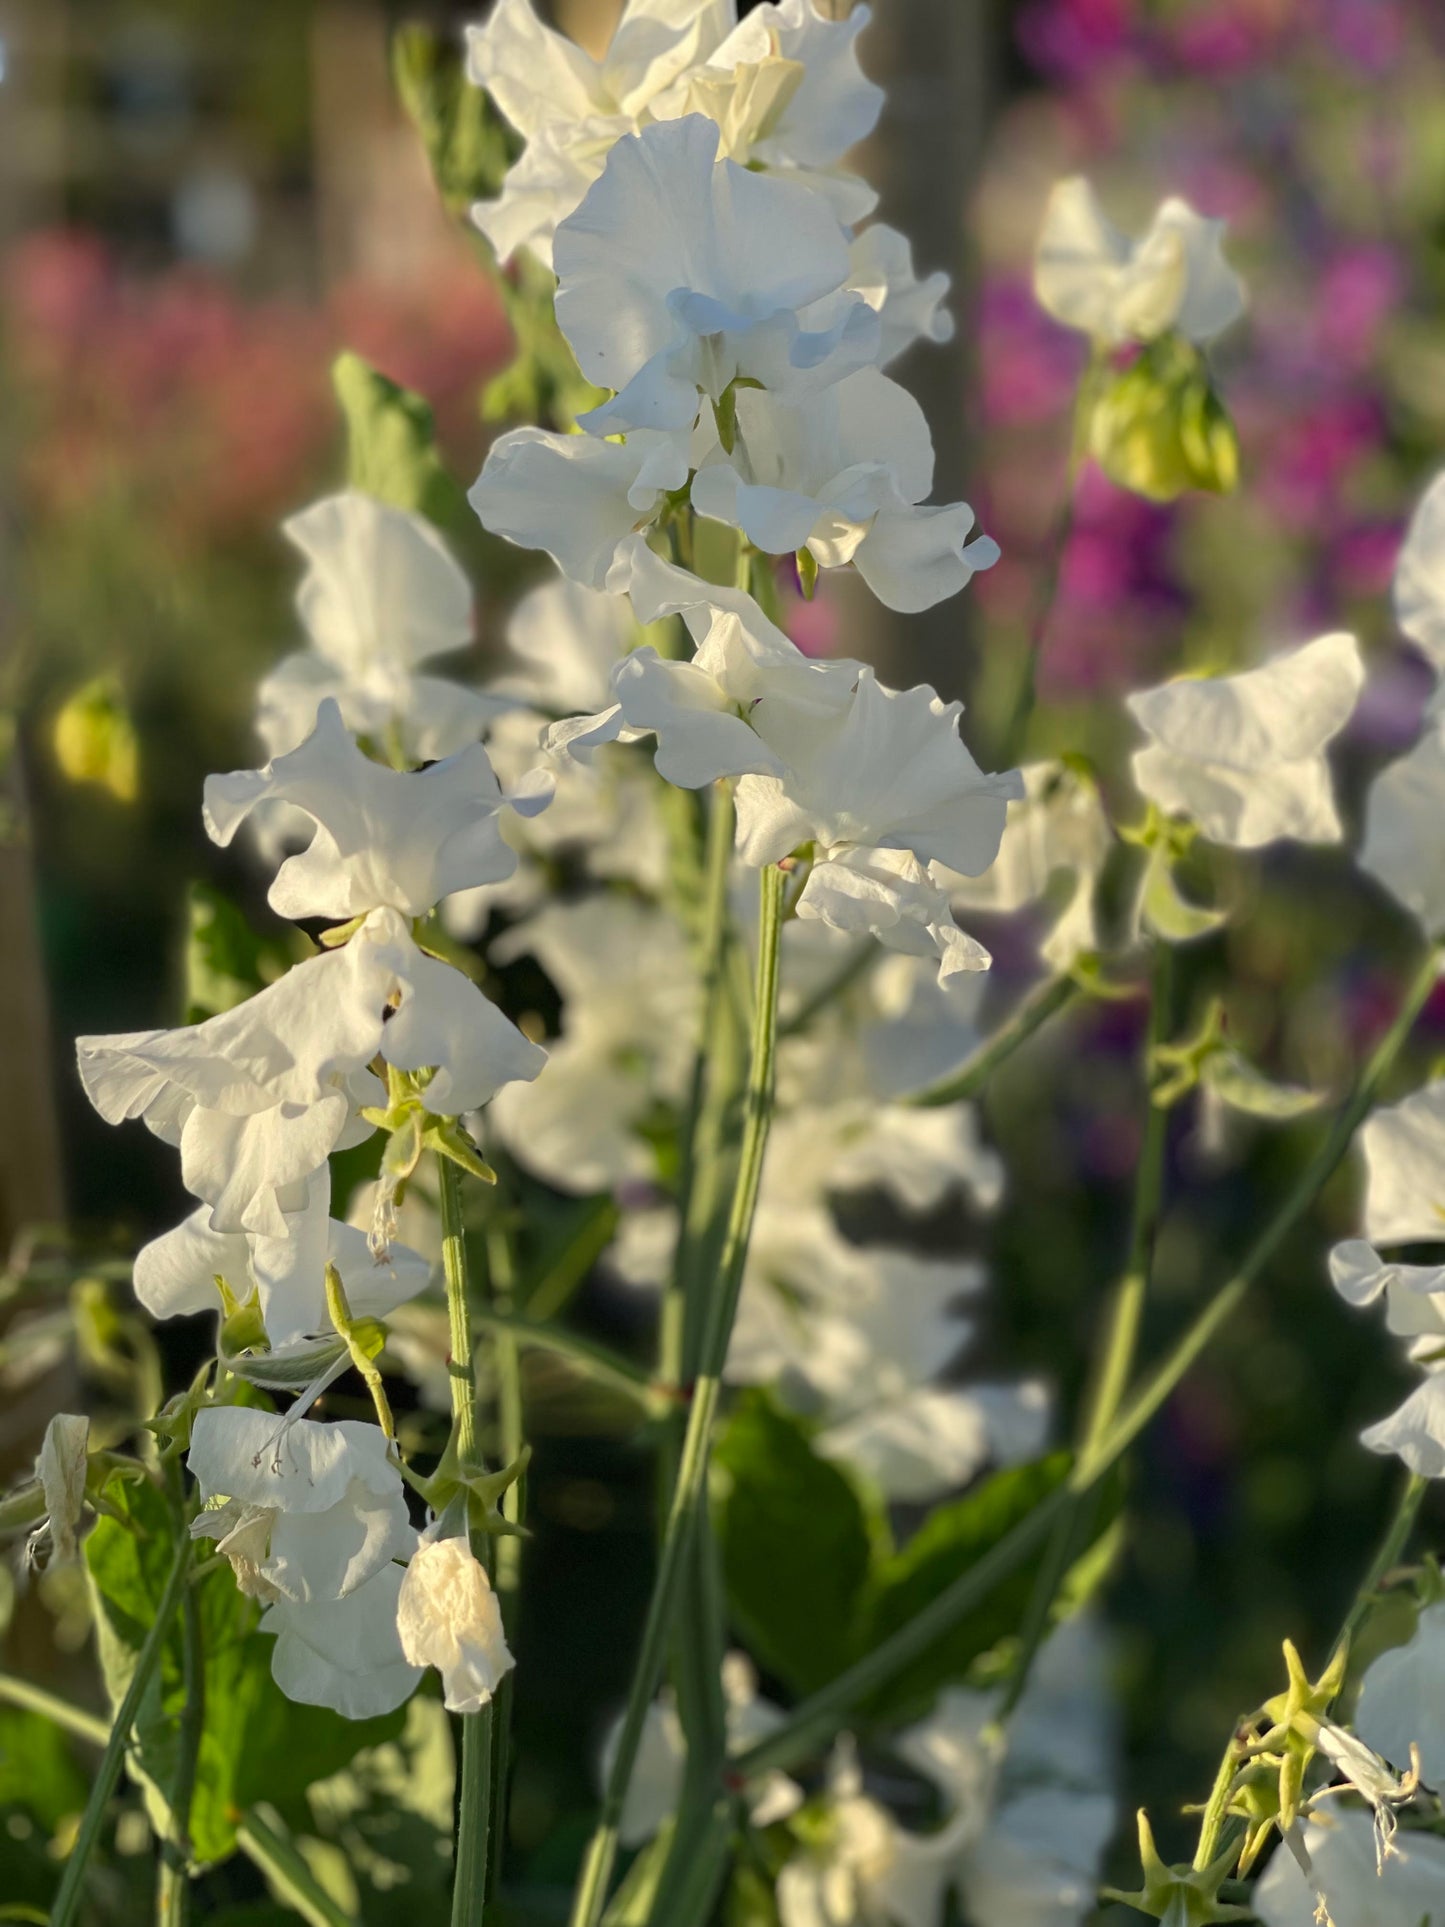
1126 632 1364 849
1034 176 1246 348
204 698 552 923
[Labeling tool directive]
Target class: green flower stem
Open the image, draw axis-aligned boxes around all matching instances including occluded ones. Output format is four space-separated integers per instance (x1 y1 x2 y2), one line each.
235 1805 355 1927
1330 1468 1429 1667
907 970 1082 1109
994 357 1100 769
50 1529 191 1927
522 1195 620 1324
569 864 787 1927
439 1152 495 1927
485 1213 523 1904
1002 944 1173 1721
1084 941 1174 1449
158 1465 205 1927
738 945 1440 1784
468 1308 666 1412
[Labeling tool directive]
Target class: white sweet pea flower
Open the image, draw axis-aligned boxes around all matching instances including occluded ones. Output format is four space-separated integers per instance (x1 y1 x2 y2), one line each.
555 116 880 448
466 0 733 268
133 1166 430 1345
1253 1809 1445 1927
1034 176 1246 347
257 491 498 770
396 1530 515 1714
187 1407 413 1606
468 426 687 596
1329 1240 1445 1346
601 1653 801 1848
650 0 882 221
263 1563 422 1720
205 699 550 924
548 565 1016 981
776 1738 970 1927
78 907 544 1238
691 369 1000 613
944 760 1113 969
488 894 697 1191
26 1414 90 1568
1392 467 1445 680
1360 715 1445 935
1126 632 1364 848
1356 1600 1445 1790
467 0 881 267
495 573 640 717
1358 1082 1445 1247
844 222 954 367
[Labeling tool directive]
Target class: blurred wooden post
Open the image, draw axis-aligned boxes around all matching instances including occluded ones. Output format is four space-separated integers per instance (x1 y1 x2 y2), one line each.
834 0 995 700
0 2 69 1250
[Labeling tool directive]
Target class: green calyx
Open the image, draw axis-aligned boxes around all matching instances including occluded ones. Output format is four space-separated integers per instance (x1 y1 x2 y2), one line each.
1103 1812 1253 1925
416 1442 532 1539
1085 335 1240 503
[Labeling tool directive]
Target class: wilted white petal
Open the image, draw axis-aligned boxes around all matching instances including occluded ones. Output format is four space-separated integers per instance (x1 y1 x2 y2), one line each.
32 1414 89 1567
397 1533 515 1714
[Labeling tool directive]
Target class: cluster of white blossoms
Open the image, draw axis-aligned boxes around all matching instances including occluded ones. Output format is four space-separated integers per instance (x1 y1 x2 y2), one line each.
75 620 548 1713
48 6 1445 1920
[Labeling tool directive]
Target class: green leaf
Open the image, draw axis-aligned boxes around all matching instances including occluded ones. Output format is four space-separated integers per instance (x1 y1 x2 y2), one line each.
713 1394 875 1694
391 24 515 218
298 1697 454 1918
858 1454 1073 1721
0 1709 88 1829
184 883 293 1025
332 352 472 537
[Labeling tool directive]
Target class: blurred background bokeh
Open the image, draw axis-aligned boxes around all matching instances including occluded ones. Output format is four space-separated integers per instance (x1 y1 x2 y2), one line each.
4 0 1445 1915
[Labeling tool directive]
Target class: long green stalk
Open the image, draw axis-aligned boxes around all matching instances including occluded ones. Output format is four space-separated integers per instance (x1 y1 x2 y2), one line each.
50 1530 191 1927
469 1307 665 1410
907 970 1081 1109
0 1675 107 1745
485 1212 523 1904
569 863 787 1927
738 945 1440 1781
158 1466 205 1927
1001 945 1172 1721
439 1154 495 1927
